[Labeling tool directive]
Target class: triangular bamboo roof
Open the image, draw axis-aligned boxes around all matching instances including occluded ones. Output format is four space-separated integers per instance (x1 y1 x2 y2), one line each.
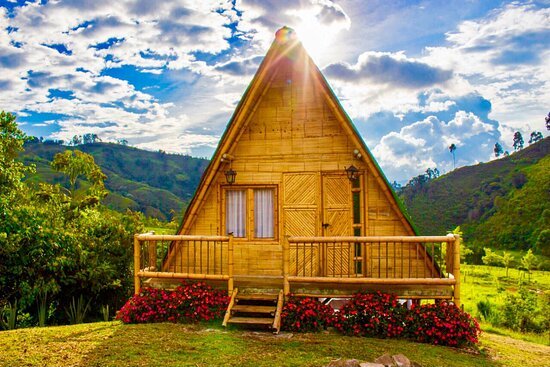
177 26 417 236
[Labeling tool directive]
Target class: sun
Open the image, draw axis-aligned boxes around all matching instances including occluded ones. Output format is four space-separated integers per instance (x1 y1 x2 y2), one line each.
291 12 338 62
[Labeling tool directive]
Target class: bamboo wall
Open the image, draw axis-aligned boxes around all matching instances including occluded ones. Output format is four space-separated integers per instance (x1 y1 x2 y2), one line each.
171 46 426 281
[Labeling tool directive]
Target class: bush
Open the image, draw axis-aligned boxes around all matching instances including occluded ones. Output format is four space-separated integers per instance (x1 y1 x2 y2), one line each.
407 302 480 347
334 292 407 338
281 296 335 332
116 282 228 324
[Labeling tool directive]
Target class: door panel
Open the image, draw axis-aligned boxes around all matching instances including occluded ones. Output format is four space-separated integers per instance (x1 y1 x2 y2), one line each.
322 175 352 276
283 173 320 276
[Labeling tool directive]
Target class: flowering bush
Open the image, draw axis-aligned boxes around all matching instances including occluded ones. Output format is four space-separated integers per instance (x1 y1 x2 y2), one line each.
406 301 480 347
116 281 229 324
334 291 407 338
281 296 335 332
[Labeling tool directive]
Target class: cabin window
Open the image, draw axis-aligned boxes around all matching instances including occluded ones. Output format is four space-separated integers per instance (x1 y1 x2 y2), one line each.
254 188 274 238
226 189 246 237
224 186 277 240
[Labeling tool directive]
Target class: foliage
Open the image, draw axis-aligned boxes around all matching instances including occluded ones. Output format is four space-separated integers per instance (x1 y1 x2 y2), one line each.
0 111 34 200
116 282 229 324
400 137 550 254
476 300 493 321
0 300 18 330
65 295 91 325
482 248 503 267
0 111 144 327
335 292 407 338
513 132 524 151
493 142 503 157
521 249 538 281
449 143 457 169
21 139 209 220
51 149 107 198
499 287 547 333
280 296 335 332
529 132 543 144
407 302 480 347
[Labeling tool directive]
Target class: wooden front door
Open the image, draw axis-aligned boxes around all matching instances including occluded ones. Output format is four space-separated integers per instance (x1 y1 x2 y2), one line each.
322 174 352 276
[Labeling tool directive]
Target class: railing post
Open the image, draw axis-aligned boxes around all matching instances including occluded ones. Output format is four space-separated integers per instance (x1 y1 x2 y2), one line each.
228 234 234 295
148 240 157 271
283 236 290 296
445 233 455 276
134 234 141 295
453 234 461 307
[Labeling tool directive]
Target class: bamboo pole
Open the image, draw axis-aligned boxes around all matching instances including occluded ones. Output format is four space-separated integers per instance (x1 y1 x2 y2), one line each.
288 235 456 243
287 276 456 285
137 271 230 281
222 288 238 327
283 236 290 296
134 234 141 294
453 234 462 307
148 240 157 271
136 234 230 241
228 234 234 294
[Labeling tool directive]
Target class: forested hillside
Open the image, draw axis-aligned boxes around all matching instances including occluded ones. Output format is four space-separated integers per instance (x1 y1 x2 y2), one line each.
19 141 209 220
400 137 549 255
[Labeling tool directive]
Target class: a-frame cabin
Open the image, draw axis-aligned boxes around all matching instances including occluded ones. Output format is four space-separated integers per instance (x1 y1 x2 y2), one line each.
133 27 461 330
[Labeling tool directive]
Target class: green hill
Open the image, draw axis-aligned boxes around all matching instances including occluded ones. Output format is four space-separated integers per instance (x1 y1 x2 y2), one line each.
19 141 209 220
400 137 549 253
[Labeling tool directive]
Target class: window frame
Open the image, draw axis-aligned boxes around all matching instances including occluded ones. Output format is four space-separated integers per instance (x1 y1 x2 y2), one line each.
221 185 278 241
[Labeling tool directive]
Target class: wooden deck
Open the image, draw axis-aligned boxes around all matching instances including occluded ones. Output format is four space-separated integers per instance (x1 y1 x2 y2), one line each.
133 233 461 305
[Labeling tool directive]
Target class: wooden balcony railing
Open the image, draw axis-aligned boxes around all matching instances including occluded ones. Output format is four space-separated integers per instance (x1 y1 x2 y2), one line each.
133 234 234 295
283 235 461 305
133 233 461 305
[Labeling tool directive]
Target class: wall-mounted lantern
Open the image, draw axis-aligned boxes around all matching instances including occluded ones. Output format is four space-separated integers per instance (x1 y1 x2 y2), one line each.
345 165 359 182
224 168 237 185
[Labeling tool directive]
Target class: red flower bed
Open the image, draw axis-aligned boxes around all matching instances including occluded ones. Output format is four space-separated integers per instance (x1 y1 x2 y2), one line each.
281 296 335 332
334 291 407 338
406 301 480 347
116 281 229 324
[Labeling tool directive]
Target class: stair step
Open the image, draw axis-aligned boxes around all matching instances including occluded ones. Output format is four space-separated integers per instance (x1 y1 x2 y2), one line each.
237 294 278 301
232 305 276 314
227 317 274 325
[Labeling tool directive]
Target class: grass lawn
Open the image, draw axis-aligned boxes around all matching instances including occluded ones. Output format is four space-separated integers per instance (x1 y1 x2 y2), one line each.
1 322 549 367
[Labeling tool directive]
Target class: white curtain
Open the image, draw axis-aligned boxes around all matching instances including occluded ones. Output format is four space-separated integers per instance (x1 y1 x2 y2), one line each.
254 189 274 238
226 190 246 237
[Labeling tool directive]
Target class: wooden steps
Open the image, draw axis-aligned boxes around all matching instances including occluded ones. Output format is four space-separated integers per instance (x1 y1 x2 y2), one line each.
222 289 284 333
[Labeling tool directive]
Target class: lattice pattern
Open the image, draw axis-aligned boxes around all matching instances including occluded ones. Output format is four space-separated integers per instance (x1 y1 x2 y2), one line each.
283 174 317 205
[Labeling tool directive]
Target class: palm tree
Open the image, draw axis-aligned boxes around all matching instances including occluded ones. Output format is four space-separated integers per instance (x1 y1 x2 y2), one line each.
449 143 456 169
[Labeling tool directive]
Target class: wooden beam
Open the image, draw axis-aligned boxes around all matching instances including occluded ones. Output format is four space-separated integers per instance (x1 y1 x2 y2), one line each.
288 236 456 243
287 276 456 285
137 234 230 241
222 288 238 327
134 234 141 294
138 271 229 281
453 234 462 307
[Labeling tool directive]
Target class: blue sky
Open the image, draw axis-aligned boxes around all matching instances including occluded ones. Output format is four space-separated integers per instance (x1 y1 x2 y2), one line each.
1 0 549 182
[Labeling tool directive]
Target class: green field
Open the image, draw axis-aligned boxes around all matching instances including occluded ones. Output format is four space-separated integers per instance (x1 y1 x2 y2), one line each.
1 321 549 367
461 264 550 345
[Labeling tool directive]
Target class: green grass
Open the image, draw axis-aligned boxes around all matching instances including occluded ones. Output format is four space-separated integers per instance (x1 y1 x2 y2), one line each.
461 264 550 345
2 321 549 367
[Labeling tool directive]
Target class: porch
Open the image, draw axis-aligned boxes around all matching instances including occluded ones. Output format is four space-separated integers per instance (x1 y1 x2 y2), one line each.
133 233 461 305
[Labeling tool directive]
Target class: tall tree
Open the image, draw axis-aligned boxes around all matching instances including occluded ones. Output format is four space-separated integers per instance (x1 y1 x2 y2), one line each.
545 112 550 131
528 131 543 144
512 132 524 151
493 142 503 157
521 249 537 282
448 143 456 169
51 150 107 197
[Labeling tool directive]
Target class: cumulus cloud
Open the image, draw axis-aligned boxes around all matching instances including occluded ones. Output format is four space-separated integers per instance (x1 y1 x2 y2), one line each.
214 55 264 76
324 52 452 89
372 111 499 182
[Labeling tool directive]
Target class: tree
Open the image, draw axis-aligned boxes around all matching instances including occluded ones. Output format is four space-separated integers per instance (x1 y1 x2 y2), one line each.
502 251 513 277
545 112 550 131
0 112 34 200
391 181 402 191
482 248 504 267
528 131 543 144
51 150 107 198
448 144 456 169
513 132 524 151
494 142 503 157
71 135 82 146
425 167 440 180
521 249 537 282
